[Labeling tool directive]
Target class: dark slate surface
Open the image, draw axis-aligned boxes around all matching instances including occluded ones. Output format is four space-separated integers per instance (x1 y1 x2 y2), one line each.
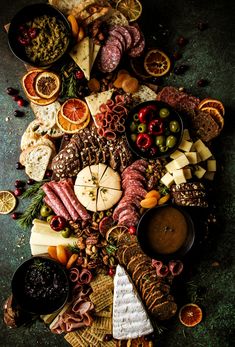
0 0 234 346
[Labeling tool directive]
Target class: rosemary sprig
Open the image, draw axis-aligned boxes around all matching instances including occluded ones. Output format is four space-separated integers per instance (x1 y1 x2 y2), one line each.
17 189 45 230
106 244 117 255
21 180 49 199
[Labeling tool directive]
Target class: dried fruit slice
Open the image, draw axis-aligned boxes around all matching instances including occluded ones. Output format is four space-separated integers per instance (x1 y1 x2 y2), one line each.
144 49 171 77
179 303 202 327
198 98 225 117
0 191 17 215
56 110 90 134
201 106 224 130
67 15 79 38
35 71 61 99
61 98 89 125
106 225 128 242
30 94 59 106
116 0 142 22
22 69 42 100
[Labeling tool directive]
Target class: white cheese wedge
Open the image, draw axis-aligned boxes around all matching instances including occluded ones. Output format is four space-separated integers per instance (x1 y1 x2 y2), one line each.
170 150 183 159
113 265 153 340
89 164 99 185
99 188 122 210
160 172 174 187
74 186 98 211
174 154 190 169
30 226 77 247
69 37 90 80
85 89 114 118
30 244 48 256
198 147 212 161
132 85 157 104
75 166 96 187
178 139 193 152
194 165 206 179
97 190 107 211
193 139 206 152
99 166 121 189
98 163 108 183
207 159 216 172
91 43 101 70
173 169 186 185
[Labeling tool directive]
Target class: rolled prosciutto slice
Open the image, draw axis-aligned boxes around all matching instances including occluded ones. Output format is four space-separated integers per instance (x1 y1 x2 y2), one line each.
42 184 71 220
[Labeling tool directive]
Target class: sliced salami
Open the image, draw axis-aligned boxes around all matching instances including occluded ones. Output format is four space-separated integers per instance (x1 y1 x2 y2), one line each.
128 32 145 57
99 44 122 73
115 26 133 50
125 25 141 48
125 186 147 198
99 216 115 238
113 203 137 221
119 213 139 227
42 183 71 220
109 29 126 50
106 36 124 55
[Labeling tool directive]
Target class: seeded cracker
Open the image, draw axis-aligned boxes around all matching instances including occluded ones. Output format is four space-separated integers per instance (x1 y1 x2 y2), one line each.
90 289 113 312
89 327 107 341
81 329 102 345
92 316 112 333
64 331 88 347
90 274 114 292
95 304 113 318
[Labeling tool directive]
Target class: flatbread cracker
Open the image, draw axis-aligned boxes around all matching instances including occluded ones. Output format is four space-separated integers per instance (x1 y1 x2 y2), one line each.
89 327 107 341
90 289 113 312
64 331 89 347
93 316 112 333
104 340 117 347
81 329 103 345
95 304 113 318
91 274 114 293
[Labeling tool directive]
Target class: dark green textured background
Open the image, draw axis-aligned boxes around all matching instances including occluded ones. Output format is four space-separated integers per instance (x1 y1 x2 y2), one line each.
0 0 234 346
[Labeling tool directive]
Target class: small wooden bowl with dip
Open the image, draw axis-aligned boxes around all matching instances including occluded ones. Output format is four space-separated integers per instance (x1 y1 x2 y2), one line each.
137 204 195 260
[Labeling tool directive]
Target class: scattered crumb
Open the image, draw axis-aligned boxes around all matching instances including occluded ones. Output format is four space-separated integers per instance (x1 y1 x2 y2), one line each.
5 117 10 122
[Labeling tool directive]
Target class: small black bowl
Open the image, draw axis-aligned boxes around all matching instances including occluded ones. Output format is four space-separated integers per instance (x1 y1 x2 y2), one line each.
8 3 72 68
137 204 195 260
125 100 184 159
11 256 70 315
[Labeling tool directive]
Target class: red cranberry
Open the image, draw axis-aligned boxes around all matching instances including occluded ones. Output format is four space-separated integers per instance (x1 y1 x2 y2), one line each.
128 226 137 235
103 334 113 342
13 95 21 101
16 162 24 170
28 28 38 39
17 98 25 107
197 79 208 87
12 212 20 220
173 51 182 60
75 70 85 80
27 178 35 185
198 21 208 31
15 180 25 188
6 87 18 96
14 110 25 117
177 36 188 47
108 268 115 276
45 170 53 178
14 188 23 197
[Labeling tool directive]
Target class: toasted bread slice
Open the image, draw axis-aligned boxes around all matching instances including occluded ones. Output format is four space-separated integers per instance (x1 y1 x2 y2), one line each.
82 7 110 25
25 145 53 182
20 139 56 166
48 0 79 15
30 101 61 129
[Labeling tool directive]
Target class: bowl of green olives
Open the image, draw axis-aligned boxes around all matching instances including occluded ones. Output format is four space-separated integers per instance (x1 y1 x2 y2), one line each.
125 100 183 159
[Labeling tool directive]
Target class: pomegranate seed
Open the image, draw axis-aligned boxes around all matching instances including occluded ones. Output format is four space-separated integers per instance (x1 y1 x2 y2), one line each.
6 87 18 96
108 268 115 276
13 95 21 101
28 28 38 39
14 188 23 197
45 170 53 178
18 36 30 46
128 226 137 235
27 178 35 185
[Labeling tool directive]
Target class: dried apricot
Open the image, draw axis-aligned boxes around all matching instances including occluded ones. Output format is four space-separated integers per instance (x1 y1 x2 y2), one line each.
145 190 161 200
88 78 100 92
117 69 130 77
56 245 68 265
158 194 170 205
122 77 139 93
140 197 158 209
47 246 58 261
113 73 130 88
66 254 78 269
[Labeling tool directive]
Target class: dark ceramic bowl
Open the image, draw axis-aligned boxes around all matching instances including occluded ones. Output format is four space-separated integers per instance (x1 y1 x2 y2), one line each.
8 3 72 68
11 256 69 315
137 204 195 260
125 100 183 159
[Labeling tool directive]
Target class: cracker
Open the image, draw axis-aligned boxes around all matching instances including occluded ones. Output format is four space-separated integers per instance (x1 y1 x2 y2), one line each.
103 339 117 347
91 274 114 293
64 331 89 347
95 304 113 318
90 289 113 312
89 327 107 342
81 329 101 345
92 316 112 333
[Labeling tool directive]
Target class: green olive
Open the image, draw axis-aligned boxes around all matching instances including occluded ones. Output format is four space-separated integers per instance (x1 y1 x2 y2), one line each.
169 120 180 133
61 227 71 238
133 113 139 122
131 134 137 142
155 135 165 146
166 135 177 148
138 123 147 133
159 145 169 153
159 108 170 118
47 214 55 223
130 121 137 132
40 204 52 217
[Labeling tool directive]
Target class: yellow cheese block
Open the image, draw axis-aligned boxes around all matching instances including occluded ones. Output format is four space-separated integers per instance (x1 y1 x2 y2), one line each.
69 37 90 80
160 172 174 187
85 89 114 119
30 225 78 246
91 43 101 70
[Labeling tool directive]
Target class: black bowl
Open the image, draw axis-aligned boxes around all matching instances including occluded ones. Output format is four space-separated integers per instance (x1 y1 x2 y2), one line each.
125 100 184 159
11 256 70 315
8 3 72 68
137 204 195 260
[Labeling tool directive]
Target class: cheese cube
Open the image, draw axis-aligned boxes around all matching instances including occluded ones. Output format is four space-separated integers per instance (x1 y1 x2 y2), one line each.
207 159 216 172
194 165 206 179
185 152 199 164
183 168 192 179
173 169 186 185
182 129 191 141
198 147 212 161
170 150 183 159
178 140 193 152
165 160 177 173
160 172 174 187
193 139 206 152
204 172 215 180
174 154 190 169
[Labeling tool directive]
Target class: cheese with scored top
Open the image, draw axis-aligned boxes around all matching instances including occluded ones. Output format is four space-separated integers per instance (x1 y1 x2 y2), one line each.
85 89 114 120
69 37 90 80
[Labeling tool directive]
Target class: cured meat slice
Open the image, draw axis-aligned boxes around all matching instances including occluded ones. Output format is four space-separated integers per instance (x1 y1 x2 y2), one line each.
115 26 133 50
99 45 122 73
109 29 126 50
106 36 124 54
119 212 139 227
128 32 145 57
48 181 79 222
42 183 71 220
124 186 147 199
125 25 141 47
122 172 146 188
113 201 137 221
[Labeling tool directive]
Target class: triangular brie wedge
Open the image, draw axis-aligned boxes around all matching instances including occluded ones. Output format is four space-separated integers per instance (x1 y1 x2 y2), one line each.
85 89 114 126
69 37 90 80
99 166 121 189
113 265 154 340
91 43 101 70
75 166 96 187
74 186 97 212
98 163 108 183
89 164 99 186
98 188 122 211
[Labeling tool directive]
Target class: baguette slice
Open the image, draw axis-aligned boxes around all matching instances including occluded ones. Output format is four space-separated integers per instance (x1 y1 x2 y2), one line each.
25 145 53 182
20 138 56 166
30 101 61 129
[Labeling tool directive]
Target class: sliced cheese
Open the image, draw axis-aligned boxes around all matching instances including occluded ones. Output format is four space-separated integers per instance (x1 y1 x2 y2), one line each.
165 160 177 174
170 150 183 160
98 163 108 183
30 226 77 247
183 168 192 179
85 89 114 117
69 37 90 80
193 139 206 152
198 147 212 161
75 166 96 187
174 154 190 169
113 265 153 340
74 186 98 211
99 188 122 210
173 169 186 185
97 190 107 211
99 166 121 189
89 164 99 185
132 85 157 104
194 165 206 179
185 152 199 164
160 172 174 187
207 159 216 172
30 244 48 256
91 43 101 70
178 139 193 152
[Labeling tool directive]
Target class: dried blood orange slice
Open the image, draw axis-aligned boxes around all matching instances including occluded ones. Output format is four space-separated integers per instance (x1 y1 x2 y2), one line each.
179 303 203 327
144 49 171 77
201 106 224 130
0 191 17 215
198 98 225 117
56 110 90 134
30 94 59 106
35 71 61 99
61 98 89 125
116 0 142 22
22 69 42 100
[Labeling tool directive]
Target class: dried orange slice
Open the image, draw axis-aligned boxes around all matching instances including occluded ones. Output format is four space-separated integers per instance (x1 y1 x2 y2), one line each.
56 110 90 134
130 57 152 80
35 71 61 99
201 106 224 130
0 191 17 215
116 0 142 22
61 98 89 125
179 303 203 327
198 98 225 117
30 94 59 106
22 69 42 100
106 225 128 242
67 15 79 38
144 49 171 77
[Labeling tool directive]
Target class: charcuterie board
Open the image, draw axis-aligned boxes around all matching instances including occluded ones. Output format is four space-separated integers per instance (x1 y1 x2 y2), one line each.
1 1 234 347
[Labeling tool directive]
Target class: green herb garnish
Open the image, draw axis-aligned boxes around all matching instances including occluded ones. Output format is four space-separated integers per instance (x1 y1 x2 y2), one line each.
21 180 49 199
